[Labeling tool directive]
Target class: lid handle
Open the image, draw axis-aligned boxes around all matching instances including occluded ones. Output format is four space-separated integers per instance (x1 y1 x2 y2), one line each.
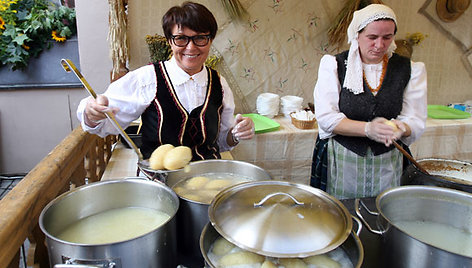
254 192 304 207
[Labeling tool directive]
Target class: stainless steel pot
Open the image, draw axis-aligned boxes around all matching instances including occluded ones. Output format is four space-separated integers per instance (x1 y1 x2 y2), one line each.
39 178 179 268
355 185 472 268
200 223 364 268
201 180 364 267
209 180 354 257
401 158 472 193
165 159 272 261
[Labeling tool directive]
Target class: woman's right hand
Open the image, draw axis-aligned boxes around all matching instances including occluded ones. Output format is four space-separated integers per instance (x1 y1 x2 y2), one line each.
84 95 119 127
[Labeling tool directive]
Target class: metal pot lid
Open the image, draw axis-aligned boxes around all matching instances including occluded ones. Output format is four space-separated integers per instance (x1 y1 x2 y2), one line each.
208 180 352 258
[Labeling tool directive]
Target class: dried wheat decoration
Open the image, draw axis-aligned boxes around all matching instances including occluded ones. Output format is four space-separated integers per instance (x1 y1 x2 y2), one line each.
219 0 248 22
108 0 129 80
328 0 384 49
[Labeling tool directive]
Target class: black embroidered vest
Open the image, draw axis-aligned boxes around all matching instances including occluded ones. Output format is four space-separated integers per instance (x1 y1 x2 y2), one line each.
140 62 223 160
333 51 411 156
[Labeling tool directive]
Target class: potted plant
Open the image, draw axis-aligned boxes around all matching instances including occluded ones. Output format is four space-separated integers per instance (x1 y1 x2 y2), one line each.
0 0 76 70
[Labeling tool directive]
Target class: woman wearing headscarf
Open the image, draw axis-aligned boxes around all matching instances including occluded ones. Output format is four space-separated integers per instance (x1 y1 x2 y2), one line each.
310 4 427 199
77 2 254 163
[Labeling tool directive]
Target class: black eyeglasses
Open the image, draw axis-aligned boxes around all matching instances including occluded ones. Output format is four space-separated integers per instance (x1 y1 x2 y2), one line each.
171 35 211 47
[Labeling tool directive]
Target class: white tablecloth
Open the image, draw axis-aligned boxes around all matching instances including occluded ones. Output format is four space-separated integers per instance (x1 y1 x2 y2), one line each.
231 116 472 185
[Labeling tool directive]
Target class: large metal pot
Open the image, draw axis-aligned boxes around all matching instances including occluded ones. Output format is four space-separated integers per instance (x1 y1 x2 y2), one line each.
202 180 364 267
200 223 364 268
39 178 179 268
355 185 472 268
401 158 472 193
164 159 272 261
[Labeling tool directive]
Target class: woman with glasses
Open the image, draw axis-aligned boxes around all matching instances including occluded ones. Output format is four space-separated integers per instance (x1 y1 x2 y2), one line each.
77 1 255 163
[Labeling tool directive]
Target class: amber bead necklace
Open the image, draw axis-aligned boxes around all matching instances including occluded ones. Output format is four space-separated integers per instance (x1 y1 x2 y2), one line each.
363 54 388 94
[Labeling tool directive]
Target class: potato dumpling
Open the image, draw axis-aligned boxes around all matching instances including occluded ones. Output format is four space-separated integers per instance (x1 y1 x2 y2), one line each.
279 258 308 268
185 176 210 190
163 146 192 170
384 120 398 131
149 144 174 170
179 193 204 202
172 186 201 202
261 260 278 268
204 179 232 190
198 189 220 204
219 251 264 267
211 237 234 256
304 254 341 268
172 186 186 196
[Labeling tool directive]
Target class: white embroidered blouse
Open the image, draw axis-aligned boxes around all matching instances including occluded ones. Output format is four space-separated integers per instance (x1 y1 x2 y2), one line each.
314 54 427 146
77 57 236 151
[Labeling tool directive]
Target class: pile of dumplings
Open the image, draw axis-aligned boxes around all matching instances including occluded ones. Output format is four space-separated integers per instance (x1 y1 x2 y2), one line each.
208 236 350 268
172 174 250 204
149 144 192 170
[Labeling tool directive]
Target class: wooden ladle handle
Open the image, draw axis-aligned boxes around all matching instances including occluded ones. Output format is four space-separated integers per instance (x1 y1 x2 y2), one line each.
393 141 430 175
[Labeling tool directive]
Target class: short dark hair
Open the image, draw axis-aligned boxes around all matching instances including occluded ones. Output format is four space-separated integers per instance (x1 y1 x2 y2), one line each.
162 2 218 41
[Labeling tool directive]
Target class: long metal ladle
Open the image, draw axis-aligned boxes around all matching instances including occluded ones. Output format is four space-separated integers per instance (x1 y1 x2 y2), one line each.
60 59 144 163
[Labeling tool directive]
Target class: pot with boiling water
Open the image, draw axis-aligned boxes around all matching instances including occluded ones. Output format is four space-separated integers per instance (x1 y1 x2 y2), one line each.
39 178 179 268
356 185 472 268
165 159 272 261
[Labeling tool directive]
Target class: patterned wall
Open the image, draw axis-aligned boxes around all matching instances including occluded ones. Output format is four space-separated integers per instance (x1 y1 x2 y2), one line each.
127 0 472 114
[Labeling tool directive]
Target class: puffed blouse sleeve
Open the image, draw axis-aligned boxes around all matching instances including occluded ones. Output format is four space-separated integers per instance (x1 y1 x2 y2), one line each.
313 54 347 139
217 75 236 152
77 64 157 138
397 61 428 145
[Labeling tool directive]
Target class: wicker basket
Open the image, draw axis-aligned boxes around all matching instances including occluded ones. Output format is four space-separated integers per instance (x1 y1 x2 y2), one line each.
290 113 317 129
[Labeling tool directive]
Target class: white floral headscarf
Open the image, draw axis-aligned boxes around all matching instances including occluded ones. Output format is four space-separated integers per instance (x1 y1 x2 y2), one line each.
344 4 397 95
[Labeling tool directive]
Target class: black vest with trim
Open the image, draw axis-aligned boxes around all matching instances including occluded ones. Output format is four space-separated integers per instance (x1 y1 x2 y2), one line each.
140 61 223 160
333 50 411 156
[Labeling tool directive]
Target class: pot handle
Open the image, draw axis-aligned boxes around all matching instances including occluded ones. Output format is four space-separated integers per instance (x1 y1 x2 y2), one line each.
55 265 103 268
55 258 119 268
254 192 304 207
351 215 363 237
354 199 384 235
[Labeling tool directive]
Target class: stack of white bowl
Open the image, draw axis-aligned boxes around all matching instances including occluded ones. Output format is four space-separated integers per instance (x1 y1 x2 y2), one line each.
280 95 303 117
256 93 280 118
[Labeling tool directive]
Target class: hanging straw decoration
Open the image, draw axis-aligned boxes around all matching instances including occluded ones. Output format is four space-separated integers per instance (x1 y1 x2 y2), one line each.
108 0 129 80
327 0 384 49
219 0 248 22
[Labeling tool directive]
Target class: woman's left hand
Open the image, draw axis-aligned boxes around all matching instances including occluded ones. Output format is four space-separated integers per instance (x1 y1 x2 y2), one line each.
232 114 255 141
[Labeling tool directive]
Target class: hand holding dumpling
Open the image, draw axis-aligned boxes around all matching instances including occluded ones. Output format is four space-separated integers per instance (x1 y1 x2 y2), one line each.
365 117 403 146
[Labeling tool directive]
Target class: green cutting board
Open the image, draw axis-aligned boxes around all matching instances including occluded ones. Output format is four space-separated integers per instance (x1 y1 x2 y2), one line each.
427 105 471 119
242 114 280 133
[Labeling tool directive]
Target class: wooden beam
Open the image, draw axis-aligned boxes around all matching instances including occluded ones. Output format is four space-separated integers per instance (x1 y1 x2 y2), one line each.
0 127 94 265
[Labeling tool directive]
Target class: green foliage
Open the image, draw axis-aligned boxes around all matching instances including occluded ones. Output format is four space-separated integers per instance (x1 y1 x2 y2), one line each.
0 0 76 70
